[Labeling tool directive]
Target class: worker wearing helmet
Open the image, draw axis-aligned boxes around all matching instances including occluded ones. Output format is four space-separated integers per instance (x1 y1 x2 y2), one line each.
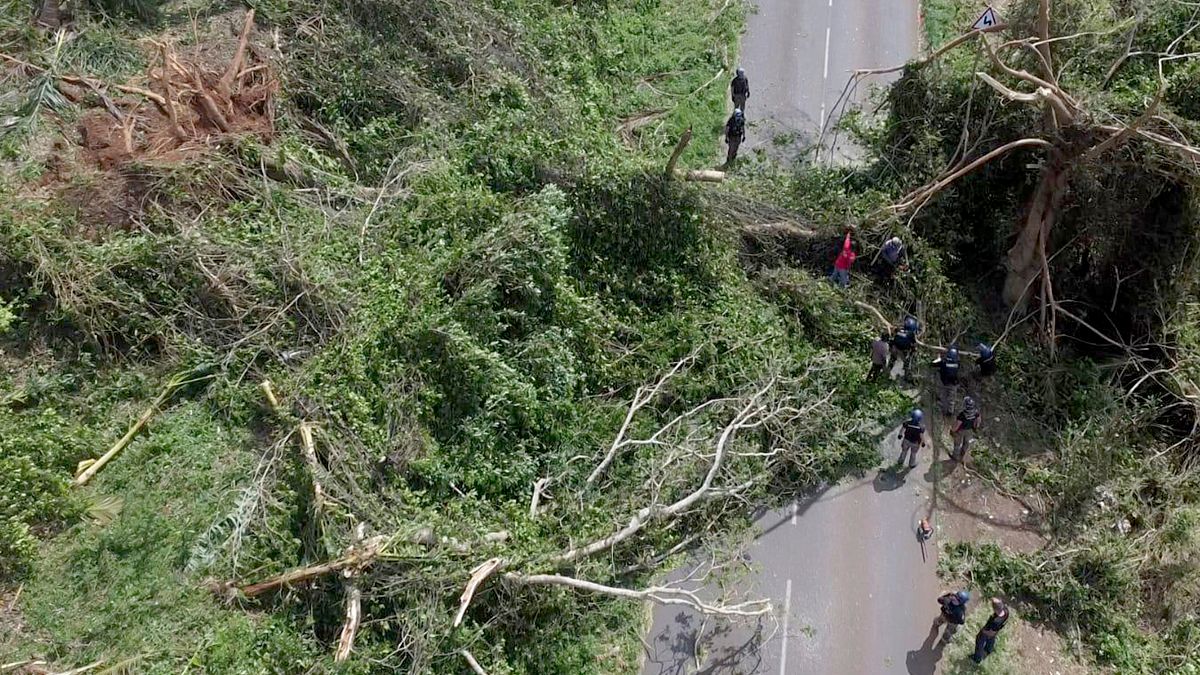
890 315 920 379
724 108 746 166
933 590 970 642
896 409 927 470
731 67 749 110
976 342 997 379
951 395 982 462
932 345 960 415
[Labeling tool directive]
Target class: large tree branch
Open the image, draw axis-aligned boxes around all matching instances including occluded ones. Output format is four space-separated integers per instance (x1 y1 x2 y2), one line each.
554 385 832 565
980 36 1078 118
586 354 698 486
1035 0 1055 83
507 573 771 617
976 72 1073 123
1083 88 1163 161
891 138 1055 214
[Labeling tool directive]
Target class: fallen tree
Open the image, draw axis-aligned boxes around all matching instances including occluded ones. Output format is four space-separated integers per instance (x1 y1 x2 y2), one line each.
217 353 836 662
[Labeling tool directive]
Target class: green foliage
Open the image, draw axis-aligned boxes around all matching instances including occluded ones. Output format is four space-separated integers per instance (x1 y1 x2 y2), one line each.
0 516 37 582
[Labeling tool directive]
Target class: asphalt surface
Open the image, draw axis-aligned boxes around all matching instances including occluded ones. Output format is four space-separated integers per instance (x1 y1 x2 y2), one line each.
641 423 945 675
735 0 919 163
640 1 931 670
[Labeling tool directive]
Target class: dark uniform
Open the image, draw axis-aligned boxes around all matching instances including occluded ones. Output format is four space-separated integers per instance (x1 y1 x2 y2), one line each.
952 403 980 461
977 347 997 378
891 326 917 378
972 608 1009 663
731 73 750 110
897 418 925 468
934 592 968 641
725 112 746 165
933 354 960 414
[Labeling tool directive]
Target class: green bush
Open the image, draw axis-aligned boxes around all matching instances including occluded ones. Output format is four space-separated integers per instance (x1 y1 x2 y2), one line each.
0 516 37 581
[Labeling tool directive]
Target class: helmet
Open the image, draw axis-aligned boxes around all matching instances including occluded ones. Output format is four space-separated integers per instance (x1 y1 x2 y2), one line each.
946 347 959 363
904 316 918 332
734 108 744 119
736 67 746 77
964 396 977 411
978 342 994 358
910 409 924 424
956 590 970 603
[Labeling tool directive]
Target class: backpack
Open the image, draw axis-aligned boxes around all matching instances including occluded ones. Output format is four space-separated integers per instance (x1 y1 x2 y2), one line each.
727 115 744 138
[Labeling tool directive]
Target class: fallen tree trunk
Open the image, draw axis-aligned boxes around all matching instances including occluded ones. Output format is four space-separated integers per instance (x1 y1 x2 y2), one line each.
683 169 725 182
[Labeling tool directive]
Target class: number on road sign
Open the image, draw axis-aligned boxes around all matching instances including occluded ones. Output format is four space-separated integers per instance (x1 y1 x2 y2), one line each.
972 6 1001 30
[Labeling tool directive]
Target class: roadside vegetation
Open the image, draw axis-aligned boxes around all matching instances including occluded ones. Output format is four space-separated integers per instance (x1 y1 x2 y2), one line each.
0 0 898 671
3 0 1200 672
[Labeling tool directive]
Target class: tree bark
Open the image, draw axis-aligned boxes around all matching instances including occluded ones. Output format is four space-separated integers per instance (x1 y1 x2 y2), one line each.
1002 157 1069 308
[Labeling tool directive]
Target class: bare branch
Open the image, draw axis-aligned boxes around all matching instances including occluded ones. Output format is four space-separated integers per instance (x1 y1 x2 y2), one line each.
556 384 832 565
891 138 1055 214
507 573 771 617
586 354 697 486
665 127 693 178
334 584 362 661
1035 0 1055 83
529 477 551 517
461 650 490 675
455 558 504 628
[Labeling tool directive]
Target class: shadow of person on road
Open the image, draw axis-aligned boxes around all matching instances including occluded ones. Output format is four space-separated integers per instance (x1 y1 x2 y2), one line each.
905 624 947 675
873 465 913 493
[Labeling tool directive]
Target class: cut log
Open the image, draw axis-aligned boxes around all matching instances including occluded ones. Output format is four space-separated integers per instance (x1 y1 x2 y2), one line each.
683 169 725 182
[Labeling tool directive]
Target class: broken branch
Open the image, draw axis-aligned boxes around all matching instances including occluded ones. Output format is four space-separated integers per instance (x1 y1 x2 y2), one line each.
454 558 504 627
219 9 256 98
461 650 490 675
507 573 771 616
75 371 202 485
665 126 692 178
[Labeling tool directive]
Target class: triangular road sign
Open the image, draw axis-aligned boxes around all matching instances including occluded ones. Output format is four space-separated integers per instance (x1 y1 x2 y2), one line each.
971 6 1002 30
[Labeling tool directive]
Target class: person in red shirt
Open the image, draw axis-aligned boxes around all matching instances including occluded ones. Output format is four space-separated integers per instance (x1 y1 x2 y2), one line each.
829 228 856 287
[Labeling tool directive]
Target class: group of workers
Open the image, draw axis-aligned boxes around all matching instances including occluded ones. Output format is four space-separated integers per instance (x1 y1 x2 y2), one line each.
726 65 1011 665
842 228 1008 664
932 591 1010 664
872 311 997 469
724 68 750 166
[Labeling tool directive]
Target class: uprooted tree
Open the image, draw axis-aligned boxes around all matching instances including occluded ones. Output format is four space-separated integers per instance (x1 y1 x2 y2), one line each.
856 0 1200 336
199 354 838 670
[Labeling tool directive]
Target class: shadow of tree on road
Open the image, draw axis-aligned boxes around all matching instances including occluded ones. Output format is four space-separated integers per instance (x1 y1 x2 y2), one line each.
642 612 765 675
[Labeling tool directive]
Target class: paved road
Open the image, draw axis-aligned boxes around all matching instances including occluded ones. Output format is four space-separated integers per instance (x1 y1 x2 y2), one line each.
640 1 932 670
641 424 946 674
736 0 919 163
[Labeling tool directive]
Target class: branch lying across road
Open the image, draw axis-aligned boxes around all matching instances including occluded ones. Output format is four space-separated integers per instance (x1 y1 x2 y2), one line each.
505 573 772 617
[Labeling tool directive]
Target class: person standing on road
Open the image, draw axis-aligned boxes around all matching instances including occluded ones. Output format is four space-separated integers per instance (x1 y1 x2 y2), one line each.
731 67 750 110
829 227 856 288
971 598 1009 664
724 108 746 166
932 346 960 415
867 330 891 381
891 316 919 380
951 395 981 462
933 590 970 643
896 409 926 469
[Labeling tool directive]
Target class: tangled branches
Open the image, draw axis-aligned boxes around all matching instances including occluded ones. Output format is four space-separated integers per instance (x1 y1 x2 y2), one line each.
214 354 836 667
